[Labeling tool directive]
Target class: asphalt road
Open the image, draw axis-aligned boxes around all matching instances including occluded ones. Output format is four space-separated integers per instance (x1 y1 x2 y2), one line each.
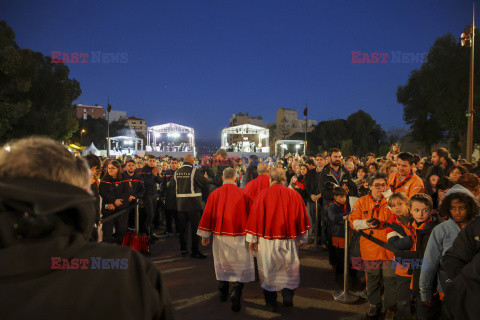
150 234 373 320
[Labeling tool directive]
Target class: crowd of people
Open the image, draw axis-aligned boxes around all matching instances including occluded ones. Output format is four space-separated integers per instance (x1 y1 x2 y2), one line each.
2 136 480 319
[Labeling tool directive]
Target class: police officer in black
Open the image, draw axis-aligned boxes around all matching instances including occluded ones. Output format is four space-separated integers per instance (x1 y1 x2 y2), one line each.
174 154 210 258
138 155 162 240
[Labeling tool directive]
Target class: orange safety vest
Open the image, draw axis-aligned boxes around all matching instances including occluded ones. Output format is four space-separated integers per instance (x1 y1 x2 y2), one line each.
349 195 394 261
387 172 425 199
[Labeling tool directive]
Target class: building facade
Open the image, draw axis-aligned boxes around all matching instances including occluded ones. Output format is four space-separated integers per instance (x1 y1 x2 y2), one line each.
104 110 127 123
229 112 264 127
75 104 105 120
126 116 147 136
275 108 316 139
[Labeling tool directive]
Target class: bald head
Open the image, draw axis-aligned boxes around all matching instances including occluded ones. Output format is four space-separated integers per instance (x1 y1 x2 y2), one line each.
269 167 286 185
257 163 268 175
183 154 194 164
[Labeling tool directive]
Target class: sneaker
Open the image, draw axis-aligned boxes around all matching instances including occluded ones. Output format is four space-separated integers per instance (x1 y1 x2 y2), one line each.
384 309 395 320
190 252 207 259
366 304 379 318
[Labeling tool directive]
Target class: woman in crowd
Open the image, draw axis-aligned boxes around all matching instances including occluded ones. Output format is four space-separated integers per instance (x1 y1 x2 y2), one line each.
99 160 130 244
386 143 400 161
380 160 398 177
368 162 379 174
354 166 367 189
447 165 468 183
424 174 440 197
290 164 309 204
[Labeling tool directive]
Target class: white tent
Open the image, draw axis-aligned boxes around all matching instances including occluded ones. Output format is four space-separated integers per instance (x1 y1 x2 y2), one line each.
82 142 100 156
146 123 196 157
221 124 269 154
275 140 305 157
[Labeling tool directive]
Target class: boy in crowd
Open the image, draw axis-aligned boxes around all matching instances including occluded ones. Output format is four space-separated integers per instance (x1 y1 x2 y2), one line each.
326 187 350 276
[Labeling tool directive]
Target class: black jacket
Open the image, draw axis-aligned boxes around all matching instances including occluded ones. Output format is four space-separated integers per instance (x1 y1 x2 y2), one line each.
304 169 318 201
326 202 351 239
0 178 173 320
426 159 454 179
212 158 233 188
138 165 162 195
99 174 121 215
245 165 258 184
90 180 101 223
394 215 440 294
174 163 209 212
441 216 480 284
318 164 358 205
123 172 145 204
443 252 480 320
164 169 177 211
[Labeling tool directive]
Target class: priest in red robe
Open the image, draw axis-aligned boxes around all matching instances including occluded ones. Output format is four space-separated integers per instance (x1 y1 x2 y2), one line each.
197 168 254 312
244 162 270 201
245 168 311 312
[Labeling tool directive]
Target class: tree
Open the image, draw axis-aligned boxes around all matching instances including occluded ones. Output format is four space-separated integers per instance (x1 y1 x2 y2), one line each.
306 110 387 156
277 116 290 140
397 32 480 155
0 21 81 143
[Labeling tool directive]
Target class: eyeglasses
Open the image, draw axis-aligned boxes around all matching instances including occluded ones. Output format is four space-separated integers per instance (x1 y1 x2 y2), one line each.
372 184 386 188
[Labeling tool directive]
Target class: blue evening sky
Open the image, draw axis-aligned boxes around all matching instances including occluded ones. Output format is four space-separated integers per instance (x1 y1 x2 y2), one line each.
2 0 474 141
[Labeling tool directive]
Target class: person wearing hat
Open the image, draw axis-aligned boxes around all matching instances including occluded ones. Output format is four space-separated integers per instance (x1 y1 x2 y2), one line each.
212 149 233 189
419 185 478 318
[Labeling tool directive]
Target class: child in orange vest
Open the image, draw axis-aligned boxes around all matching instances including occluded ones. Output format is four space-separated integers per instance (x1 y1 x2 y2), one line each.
386 192 416 320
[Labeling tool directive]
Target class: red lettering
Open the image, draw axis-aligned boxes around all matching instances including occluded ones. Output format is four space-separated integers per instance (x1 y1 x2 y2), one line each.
361 52 371 63
79 52 89 63
70 258 79 269
79 258 89 269
351 51 362 63
51 257 62 269
61 53 70 63
61 258 71 269
70 52 79 64
380 52 389 63
51 51 62 63
370 52 379 63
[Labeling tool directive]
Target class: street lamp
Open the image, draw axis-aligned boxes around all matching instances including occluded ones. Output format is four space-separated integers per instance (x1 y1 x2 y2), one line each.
80 129 86 145
461 3 475 161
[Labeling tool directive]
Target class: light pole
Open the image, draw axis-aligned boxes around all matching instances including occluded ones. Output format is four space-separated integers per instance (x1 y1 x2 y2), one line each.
80 129 86 145
107 98 111 157
461 3 475 161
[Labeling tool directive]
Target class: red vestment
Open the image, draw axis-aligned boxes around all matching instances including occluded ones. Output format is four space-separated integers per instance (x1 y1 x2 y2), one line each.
198 183 252 237
245 184 311 240
244 174 270 202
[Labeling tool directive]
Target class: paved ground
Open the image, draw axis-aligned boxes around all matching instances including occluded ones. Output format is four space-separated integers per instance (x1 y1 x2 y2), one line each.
150 234 374 320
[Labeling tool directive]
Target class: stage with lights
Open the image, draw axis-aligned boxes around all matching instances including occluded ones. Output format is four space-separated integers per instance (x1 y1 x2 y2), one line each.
275 140 305 157
146 123 196 157
108 136 144 156
221 124 270 157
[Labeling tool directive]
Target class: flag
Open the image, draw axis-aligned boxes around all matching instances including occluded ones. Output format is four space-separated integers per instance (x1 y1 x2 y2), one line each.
107 103 112 113
303 107 308 117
